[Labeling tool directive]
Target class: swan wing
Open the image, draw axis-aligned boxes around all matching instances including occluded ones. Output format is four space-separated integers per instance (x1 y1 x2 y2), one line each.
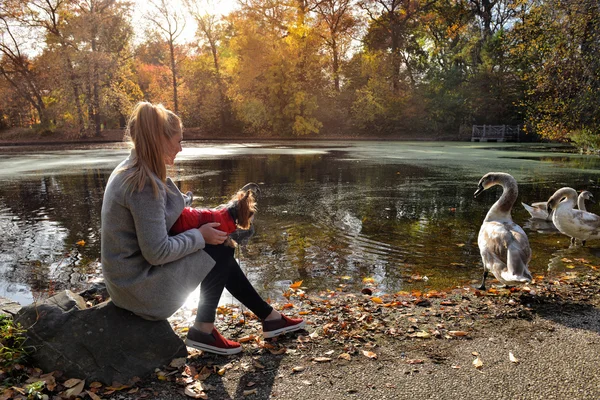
502 223 532 283
522 202 549 220
478 221 509 280
479 221 531 285
576 210 600 225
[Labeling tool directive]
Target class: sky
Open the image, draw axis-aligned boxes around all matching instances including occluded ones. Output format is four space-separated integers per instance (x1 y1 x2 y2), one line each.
131 0 240 45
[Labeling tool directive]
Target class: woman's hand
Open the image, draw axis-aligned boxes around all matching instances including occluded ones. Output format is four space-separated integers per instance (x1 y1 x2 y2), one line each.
198 222 228 245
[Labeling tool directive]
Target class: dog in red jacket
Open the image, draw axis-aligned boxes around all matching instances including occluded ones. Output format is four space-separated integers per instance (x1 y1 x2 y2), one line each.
170 183 259 247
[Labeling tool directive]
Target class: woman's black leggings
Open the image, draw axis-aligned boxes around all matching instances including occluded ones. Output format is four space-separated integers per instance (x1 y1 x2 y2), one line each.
196 244 273 323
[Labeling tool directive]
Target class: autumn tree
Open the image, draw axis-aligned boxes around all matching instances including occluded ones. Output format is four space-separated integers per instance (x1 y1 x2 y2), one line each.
183 0 233 131
146 0 186 114
0 4 51 131
510 0 600 144
314 0 358 92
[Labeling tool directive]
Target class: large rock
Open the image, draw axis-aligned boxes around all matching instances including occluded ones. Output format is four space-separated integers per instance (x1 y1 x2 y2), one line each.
15 290 187 384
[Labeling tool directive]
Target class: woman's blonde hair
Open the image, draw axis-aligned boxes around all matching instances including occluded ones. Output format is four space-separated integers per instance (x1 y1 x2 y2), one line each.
120 102 182 196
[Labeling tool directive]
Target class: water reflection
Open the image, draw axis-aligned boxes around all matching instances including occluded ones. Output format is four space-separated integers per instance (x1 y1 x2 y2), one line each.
2 141 600 306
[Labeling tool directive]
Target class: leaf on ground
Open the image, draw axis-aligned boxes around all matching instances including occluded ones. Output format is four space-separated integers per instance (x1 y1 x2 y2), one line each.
243 389 258 396
473 356 483 369
362 350 378 359
291 366 305 373
196 366 211 381
371 297 383 304
290 280 303 289
185 382 208 399
238 335 256 343
170 357 187 368
338 353 351 361
449 331 469 337
509 351 520 363
62 379 85 398
63 378 83 388
362 277 376 284
86 390 102 400
410 331 431 339
406 359 424 364
76 240 86 246
313 357 332 363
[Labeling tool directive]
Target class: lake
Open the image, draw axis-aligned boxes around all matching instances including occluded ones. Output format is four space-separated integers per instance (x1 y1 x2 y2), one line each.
2 141 600 309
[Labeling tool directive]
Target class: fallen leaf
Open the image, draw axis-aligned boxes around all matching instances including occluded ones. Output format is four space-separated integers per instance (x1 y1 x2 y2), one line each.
238 335 256 343
170 357 187 368
362 277 376 284
290 280 303 289
338 353 351 361
410 331 431 339
406 359 424 364
243 389 258 396
86 391 102 400
291 366 305 373
313 357 332 363
448 331 469 337
509 351 519 363
371 297 383 304
473 356 483 369
362 350 378 359
63 378 82 388
76 240 86 246
62 379 85 398
185 382 208 399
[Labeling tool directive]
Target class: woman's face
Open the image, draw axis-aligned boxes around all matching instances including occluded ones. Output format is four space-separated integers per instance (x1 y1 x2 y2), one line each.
163 131 183 165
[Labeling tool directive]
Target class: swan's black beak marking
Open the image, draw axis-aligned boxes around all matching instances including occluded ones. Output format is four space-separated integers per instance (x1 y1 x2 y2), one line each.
474 184 484 198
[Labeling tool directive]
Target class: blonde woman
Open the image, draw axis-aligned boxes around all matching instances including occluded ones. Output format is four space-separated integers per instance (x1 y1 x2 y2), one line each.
101 102 304 355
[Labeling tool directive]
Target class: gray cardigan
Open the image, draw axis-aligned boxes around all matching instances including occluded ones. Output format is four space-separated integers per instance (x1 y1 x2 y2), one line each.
101 152 215 320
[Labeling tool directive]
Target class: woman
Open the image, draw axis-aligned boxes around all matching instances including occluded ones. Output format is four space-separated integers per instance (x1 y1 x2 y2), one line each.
101 102 304 355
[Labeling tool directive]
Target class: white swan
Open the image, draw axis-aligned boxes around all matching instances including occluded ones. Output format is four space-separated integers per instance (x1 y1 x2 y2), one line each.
474 172 533 290
522 190 594 220
547 188 600 246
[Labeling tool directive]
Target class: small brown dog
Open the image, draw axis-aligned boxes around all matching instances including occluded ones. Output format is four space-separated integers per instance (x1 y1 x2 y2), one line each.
170 183 260 247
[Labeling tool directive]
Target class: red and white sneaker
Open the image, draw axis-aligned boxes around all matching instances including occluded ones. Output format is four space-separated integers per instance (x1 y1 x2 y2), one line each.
262 314 306 338
185 327 242 355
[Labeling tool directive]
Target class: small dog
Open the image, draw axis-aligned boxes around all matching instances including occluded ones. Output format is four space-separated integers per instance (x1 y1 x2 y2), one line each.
170 183 260 247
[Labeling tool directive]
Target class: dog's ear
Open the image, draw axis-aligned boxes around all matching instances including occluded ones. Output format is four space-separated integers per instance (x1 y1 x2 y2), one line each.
235 190 257 229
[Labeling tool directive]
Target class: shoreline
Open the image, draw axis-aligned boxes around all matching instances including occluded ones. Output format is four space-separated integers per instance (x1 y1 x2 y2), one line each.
0 128 475 147
3 268 600 399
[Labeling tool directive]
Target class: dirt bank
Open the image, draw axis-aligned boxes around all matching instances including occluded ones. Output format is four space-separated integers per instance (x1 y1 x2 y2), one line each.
3 265 600 399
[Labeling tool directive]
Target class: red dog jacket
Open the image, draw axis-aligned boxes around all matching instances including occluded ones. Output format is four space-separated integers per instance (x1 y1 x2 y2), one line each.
170 207 237 235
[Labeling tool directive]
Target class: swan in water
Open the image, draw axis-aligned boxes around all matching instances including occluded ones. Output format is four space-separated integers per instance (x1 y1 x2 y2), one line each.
474 172 533 290
522 190 594 220
547 187 600 246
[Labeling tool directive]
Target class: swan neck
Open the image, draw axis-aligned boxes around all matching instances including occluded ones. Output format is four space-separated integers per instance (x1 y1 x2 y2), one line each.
577 196 586 211
486 179 517 219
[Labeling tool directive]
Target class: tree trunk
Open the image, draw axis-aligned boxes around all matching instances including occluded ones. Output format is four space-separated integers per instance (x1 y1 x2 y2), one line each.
332 38 340 92
169 39 178 114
